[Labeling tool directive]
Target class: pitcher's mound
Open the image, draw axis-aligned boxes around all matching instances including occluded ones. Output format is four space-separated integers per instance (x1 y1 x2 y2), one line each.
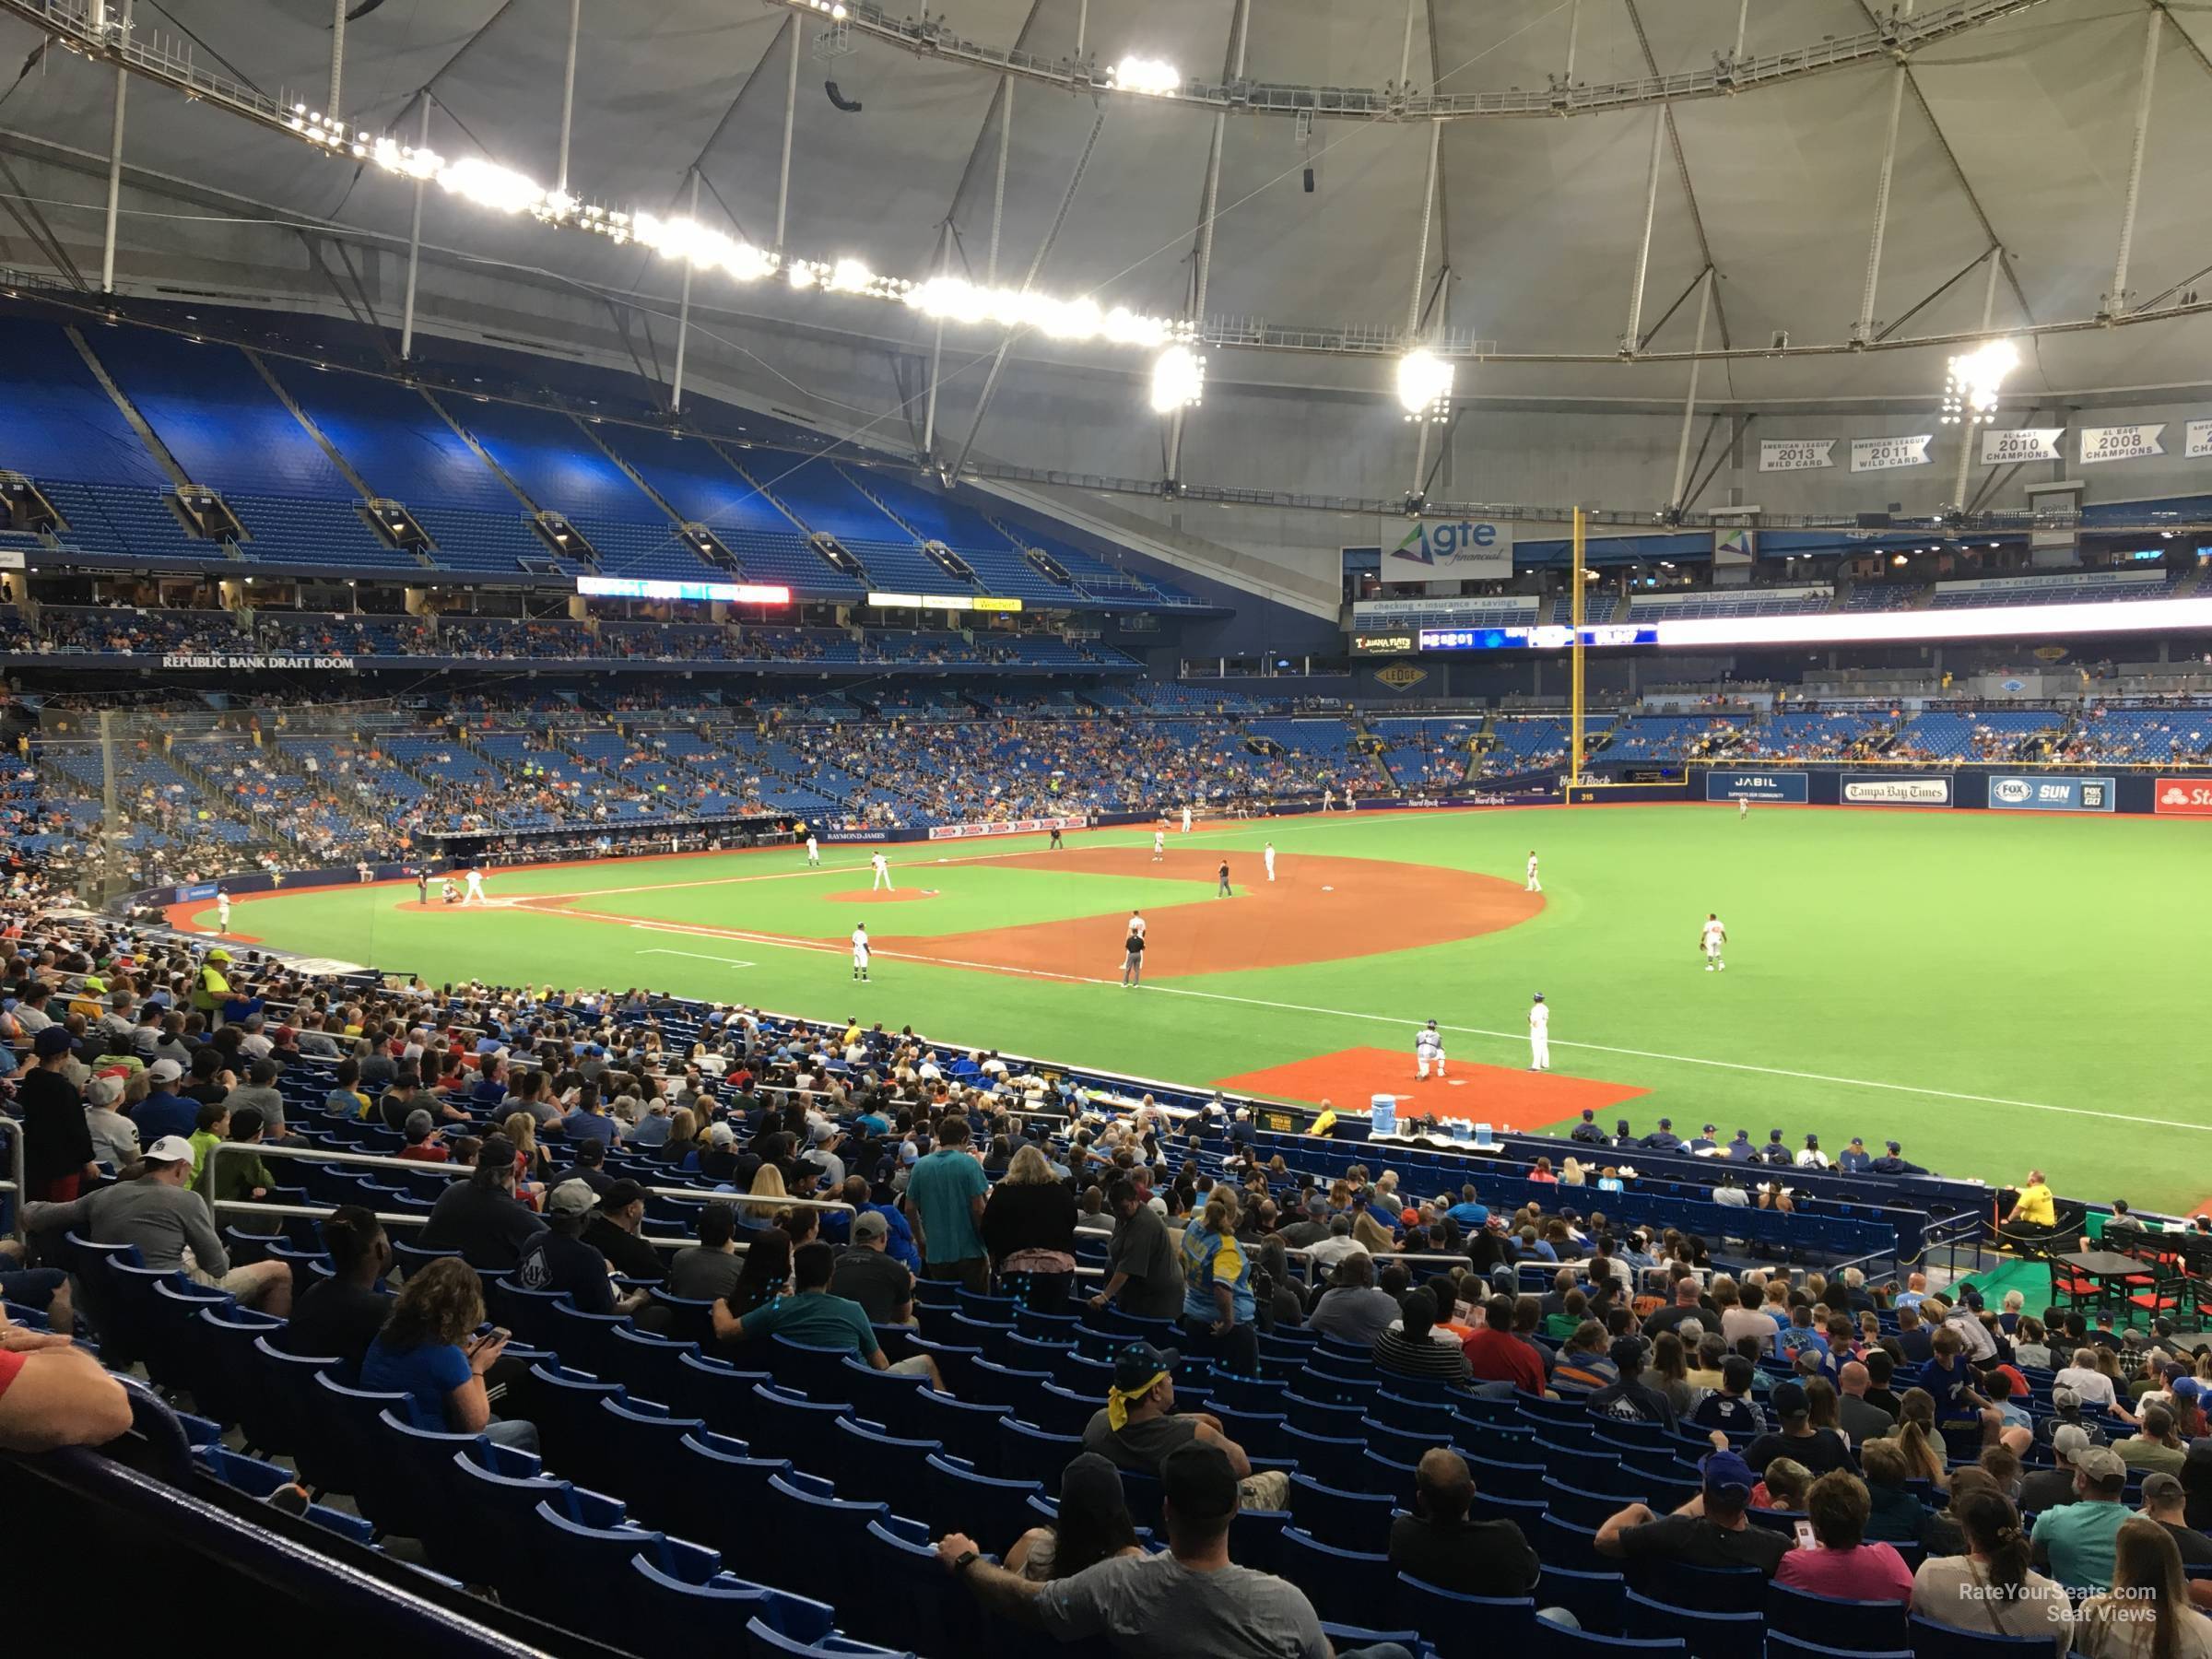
828 889 936 904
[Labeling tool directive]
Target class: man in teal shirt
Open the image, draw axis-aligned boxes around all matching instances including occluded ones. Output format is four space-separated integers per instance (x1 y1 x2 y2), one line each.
905 1116 990 1292
712 1242 944 1390
2030 1444 2131 1593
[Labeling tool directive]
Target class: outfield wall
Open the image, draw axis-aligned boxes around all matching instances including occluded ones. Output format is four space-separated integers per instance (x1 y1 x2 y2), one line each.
1683 765 2206 816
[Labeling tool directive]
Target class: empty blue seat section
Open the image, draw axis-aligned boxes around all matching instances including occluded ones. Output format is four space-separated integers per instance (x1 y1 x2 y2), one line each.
0 317 169 487
226 495 404 567
760 456 910 546
841 465 1068 603
444 395 658 523
42 482 206 560
265 360 517 512
90 330 354 498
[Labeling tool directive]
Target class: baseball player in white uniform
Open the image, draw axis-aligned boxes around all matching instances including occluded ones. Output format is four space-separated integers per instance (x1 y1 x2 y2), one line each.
1527 993 1550 1071
216 888 231 933
851 924 871 982
870 852 893 891
806 834 820 866
1181 805 1193 834
1126 911 1147 940
1738 796 1748 821
1264 842 1277 882
1525 851 1541 893
1700 912 1727 971
1415 1018 1445 1080
1151 829 1166 863
463 867 487 905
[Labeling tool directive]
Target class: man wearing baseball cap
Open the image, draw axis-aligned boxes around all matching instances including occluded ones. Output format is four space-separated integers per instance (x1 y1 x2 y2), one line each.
2030 1442 2130 1593
1078 1340 1289 1513
935 1439 1371 1659
514 1180 643 1317
21 1024 94 1202
581 1179 665 1284
2138 1472 2212 1566
829 1208 915 1326
418 1132 546 1274
1595 1443 1790 1574
23 1135 292 1315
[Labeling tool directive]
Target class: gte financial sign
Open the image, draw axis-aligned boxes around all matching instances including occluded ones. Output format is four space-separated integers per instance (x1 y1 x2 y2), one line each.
1389 517 1513 578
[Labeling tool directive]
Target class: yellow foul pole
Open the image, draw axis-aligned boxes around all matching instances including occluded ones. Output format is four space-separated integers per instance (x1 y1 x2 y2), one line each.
1570 504 1586 790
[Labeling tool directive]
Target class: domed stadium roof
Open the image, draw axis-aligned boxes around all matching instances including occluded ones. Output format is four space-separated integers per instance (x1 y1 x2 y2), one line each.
2 0 2208 547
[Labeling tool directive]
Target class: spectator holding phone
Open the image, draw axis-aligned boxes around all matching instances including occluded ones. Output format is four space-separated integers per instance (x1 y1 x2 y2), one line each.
360 1256 538 1453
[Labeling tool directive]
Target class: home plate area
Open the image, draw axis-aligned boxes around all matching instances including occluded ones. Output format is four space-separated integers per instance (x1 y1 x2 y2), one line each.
1211 1046 1649 1136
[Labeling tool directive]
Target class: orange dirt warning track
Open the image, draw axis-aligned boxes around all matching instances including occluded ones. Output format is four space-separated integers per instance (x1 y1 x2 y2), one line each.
870 846 1540 979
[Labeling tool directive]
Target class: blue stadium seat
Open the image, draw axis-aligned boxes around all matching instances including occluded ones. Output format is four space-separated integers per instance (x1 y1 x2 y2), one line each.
1277 1525 1395 1627
665 1431 793 1562
526 1362 625 1471
1768 1637 1909 1659
1622 1588 1765 1659
1539 1566 1628 1635
583 1396 708 1527
606 1324 701 1406
548 1300 636 1379
1633 1560 1768 1614
993 1417 1082 1494
909 1387 1013 1474
1288 1471 1397 1551
305 1370 409 1510
1904 1616 2056 1658
1766 1583 1911 1650
759 1473 889 1606
847 1514 995 1658
241 1334 331 1459
529 1498 668 1637
825 1415 941 1509
919 1452 1045 1547
624 1554 840 1650
189 1302 284 1429
1281 1424 1368 1487
667 1350 772 1435
1395 1576 1535 1659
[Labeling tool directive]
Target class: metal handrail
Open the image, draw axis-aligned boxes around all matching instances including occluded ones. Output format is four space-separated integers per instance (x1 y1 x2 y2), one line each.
204 1196 701 1253
209 1138 856 1216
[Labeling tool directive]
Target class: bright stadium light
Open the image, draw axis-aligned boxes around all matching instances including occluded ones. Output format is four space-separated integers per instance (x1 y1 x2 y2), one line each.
1149 344 1206 413
1105 55 1182 96
902 276 1182 348
1396 348 1453 421
1940 337 2019 425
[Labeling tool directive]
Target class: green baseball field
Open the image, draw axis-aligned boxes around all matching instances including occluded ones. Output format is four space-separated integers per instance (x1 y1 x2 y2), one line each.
188 806 2212 1211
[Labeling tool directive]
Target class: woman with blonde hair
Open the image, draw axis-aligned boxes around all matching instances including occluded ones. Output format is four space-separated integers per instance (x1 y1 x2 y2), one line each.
982 1144 1078 1310
501 1111 549 1198
1889 1386 1952 1491
359 1255 537 1452
1559 1157 1588 1187
2077 1517 2212 1659
750 1163 788 1203
1180 1185 1258 1375
657 1108 699 1169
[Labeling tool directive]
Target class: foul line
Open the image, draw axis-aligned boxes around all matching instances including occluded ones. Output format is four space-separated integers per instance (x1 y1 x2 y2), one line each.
606 913 2210 1136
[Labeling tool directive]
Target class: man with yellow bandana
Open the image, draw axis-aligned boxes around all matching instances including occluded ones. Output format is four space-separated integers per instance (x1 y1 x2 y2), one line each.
1079 1340 1288 1512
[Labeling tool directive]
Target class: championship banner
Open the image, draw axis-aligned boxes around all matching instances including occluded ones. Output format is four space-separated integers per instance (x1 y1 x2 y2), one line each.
1980 429 2064 465
160 653 358 670
2079 424 2164 465
1759 440 1833 473
2187 419 2212 460
1704 771 1808 804
1841 777 1950 806
2154 779 2212 818
1987 775 2115 813
926 815 1088 842
1851 435 1932 473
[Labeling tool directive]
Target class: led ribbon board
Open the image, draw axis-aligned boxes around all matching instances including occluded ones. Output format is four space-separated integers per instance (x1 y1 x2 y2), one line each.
577 577 792 604
1412 597 2212 652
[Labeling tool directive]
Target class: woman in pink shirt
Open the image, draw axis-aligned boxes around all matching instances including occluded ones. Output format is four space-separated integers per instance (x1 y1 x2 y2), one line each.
1776 1469 1916 1604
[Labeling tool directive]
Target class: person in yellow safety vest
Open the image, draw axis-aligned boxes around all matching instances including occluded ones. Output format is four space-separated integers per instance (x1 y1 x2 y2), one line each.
1309 1100 1338 1138
192 948 234 1022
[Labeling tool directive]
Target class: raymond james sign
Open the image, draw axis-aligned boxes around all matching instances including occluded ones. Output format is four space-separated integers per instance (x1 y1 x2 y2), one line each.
160 653 358 670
